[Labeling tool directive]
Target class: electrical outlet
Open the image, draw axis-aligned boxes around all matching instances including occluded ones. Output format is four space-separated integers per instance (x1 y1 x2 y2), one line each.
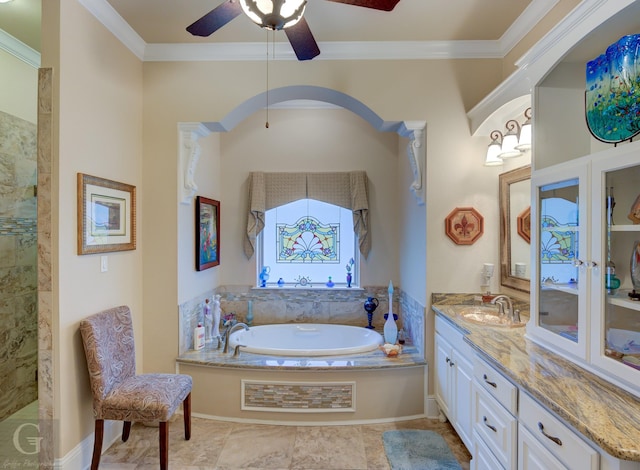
100 256 108 272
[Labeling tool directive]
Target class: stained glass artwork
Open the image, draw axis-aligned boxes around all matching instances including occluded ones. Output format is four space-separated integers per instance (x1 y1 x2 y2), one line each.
540 215 576 264
277 216 338 263
586 34 640 143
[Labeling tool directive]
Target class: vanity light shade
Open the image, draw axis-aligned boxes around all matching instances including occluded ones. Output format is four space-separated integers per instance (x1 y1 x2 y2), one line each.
484 131 504 166
515 108 532 151
498 120 522 158
239 0 307 30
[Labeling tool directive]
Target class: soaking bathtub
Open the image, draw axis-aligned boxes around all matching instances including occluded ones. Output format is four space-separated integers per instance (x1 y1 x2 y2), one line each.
228 323 384 356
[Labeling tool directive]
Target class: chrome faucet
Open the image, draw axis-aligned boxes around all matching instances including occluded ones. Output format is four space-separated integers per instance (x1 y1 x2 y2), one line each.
222 322 249 353
490 295 521 323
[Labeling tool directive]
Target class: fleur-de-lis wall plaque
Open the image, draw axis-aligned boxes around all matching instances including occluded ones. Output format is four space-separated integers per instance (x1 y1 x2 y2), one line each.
445 207 484 245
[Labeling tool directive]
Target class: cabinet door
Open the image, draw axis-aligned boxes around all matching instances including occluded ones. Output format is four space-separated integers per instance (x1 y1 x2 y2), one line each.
591 148 640 394
518 424 567 470
435 332 452 417
453 349 474 450
530 161 590 360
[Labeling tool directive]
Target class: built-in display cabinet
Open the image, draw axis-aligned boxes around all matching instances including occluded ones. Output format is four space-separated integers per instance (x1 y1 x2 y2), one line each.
529 69 640 398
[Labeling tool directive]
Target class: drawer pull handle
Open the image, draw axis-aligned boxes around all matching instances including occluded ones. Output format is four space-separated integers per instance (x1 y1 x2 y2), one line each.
538 422 563 446
483 416 497 433
483 374 497 388
446 357 450 364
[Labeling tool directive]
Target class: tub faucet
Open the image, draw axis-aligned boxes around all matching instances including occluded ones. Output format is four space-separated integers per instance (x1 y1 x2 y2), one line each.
222 322 249 353
490 295 520 323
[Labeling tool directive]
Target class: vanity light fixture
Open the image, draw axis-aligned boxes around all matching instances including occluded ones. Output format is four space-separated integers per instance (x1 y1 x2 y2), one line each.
239 0 307 30
484 131 504 166
0 0 15 3
484 107 532 166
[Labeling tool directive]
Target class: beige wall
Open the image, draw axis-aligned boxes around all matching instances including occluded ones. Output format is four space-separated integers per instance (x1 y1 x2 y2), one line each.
0 49 37 123
42 0 144 457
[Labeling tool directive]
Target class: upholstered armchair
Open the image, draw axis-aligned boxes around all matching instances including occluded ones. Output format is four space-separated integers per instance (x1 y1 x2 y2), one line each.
80 305 192 470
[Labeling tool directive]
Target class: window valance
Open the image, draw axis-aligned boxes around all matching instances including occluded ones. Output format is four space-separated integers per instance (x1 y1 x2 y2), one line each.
244 171 370 259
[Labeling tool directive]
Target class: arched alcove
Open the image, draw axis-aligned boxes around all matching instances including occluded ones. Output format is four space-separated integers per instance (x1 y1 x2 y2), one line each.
178 85 426 205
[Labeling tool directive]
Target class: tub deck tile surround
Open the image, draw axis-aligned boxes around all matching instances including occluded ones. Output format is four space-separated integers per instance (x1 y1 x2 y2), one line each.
177 344 425 370
432 297 640 462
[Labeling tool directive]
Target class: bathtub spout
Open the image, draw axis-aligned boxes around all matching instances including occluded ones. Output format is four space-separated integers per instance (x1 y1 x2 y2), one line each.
223 322 249 353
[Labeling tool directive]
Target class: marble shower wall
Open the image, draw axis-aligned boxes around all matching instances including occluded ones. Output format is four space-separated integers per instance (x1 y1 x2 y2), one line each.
0 110 38 420
179 285 425 356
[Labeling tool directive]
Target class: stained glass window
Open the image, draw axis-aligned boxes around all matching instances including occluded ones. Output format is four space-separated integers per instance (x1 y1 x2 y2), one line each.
260 199 356 287
277 217 338 263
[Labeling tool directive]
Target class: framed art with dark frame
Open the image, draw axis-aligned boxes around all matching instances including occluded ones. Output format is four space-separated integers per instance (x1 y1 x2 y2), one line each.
196 196 220 271
77 173 136 255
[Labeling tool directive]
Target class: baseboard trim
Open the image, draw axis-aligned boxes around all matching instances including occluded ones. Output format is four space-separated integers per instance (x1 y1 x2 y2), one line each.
55 421 121 470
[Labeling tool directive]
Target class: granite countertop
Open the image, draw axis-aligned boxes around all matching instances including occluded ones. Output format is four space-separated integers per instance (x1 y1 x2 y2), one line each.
177 343 425 371
432 303 640 462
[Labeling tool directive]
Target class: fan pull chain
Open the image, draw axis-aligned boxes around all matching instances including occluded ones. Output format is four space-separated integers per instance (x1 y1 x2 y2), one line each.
265 30 270 129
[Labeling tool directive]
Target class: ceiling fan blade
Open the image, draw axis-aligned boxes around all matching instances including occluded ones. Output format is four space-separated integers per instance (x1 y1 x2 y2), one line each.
325 0 400 11
186 1 243 37
285 18 321 61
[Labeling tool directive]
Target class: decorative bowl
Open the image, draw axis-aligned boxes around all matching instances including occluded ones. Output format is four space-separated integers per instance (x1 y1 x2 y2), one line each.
380 343 402 357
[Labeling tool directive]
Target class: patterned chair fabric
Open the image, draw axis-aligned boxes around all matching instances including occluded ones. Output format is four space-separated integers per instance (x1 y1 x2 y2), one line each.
80 305 192 469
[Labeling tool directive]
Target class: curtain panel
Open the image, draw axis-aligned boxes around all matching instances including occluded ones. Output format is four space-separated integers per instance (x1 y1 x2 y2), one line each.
244 171 370 259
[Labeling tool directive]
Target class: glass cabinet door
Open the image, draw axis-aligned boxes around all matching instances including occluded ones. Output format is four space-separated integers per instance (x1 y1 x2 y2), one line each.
591 152 640 392
530 162 589 360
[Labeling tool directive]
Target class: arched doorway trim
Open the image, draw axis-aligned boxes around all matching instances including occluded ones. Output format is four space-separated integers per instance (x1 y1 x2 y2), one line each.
179 86 425 205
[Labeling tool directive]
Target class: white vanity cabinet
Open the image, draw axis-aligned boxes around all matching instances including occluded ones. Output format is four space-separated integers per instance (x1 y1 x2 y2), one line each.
434 315 474 451
471 356 518 470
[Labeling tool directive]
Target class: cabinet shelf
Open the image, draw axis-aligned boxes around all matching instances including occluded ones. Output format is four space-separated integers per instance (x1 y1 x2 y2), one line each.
606 289 640 312
610 224 640 232
541 283 579 295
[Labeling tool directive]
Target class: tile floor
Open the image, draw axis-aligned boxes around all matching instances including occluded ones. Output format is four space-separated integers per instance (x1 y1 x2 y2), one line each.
100 415 472 469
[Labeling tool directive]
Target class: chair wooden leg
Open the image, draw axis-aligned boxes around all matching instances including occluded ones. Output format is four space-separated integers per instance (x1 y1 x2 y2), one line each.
122 421 132 442
183 393 191 440
91 420 104 470
159 421 169 470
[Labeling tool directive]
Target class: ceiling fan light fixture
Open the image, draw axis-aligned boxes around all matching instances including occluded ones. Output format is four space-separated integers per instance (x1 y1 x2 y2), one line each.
239 0 307 31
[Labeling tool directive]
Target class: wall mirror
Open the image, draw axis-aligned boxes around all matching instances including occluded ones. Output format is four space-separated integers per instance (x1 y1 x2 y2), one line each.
499 165 531 292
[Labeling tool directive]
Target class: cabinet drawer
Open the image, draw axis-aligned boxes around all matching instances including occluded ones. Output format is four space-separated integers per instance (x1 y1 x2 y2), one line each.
474 356 518 415
473 383 517 469
473 430 505 470
519 392 598 470
518 423 567 470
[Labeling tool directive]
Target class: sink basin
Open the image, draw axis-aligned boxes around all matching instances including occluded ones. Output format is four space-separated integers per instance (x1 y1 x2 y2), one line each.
456 306 526 328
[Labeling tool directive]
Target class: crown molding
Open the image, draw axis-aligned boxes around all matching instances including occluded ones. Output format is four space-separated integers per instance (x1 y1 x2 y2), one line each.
81 0 554 62
0 28 40 68
498 0 559 56
144 40 504 62
77 0 146 60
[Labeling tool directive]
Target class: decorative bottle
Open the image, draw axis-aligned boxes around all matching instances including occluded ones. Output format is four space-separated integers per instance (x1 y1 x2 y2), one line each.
383 281 398 344
631 241 640 291
203 298 212 342
212 294 221 338
246 300 254 326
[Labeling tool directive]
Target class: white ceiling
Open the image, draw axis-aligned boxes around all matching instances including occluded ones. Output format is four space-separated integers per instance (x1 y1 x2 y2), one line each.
0 0 560 61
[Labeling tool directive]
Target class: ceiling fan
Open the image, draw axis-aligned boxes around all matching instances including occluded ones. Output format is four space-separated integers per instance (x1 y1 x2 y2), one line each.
186 0 401 61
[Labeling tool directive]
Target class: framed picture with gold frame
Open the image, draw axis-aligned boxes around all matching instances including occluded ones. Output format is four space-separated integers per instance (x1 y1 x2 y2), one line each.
77 173 136 255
